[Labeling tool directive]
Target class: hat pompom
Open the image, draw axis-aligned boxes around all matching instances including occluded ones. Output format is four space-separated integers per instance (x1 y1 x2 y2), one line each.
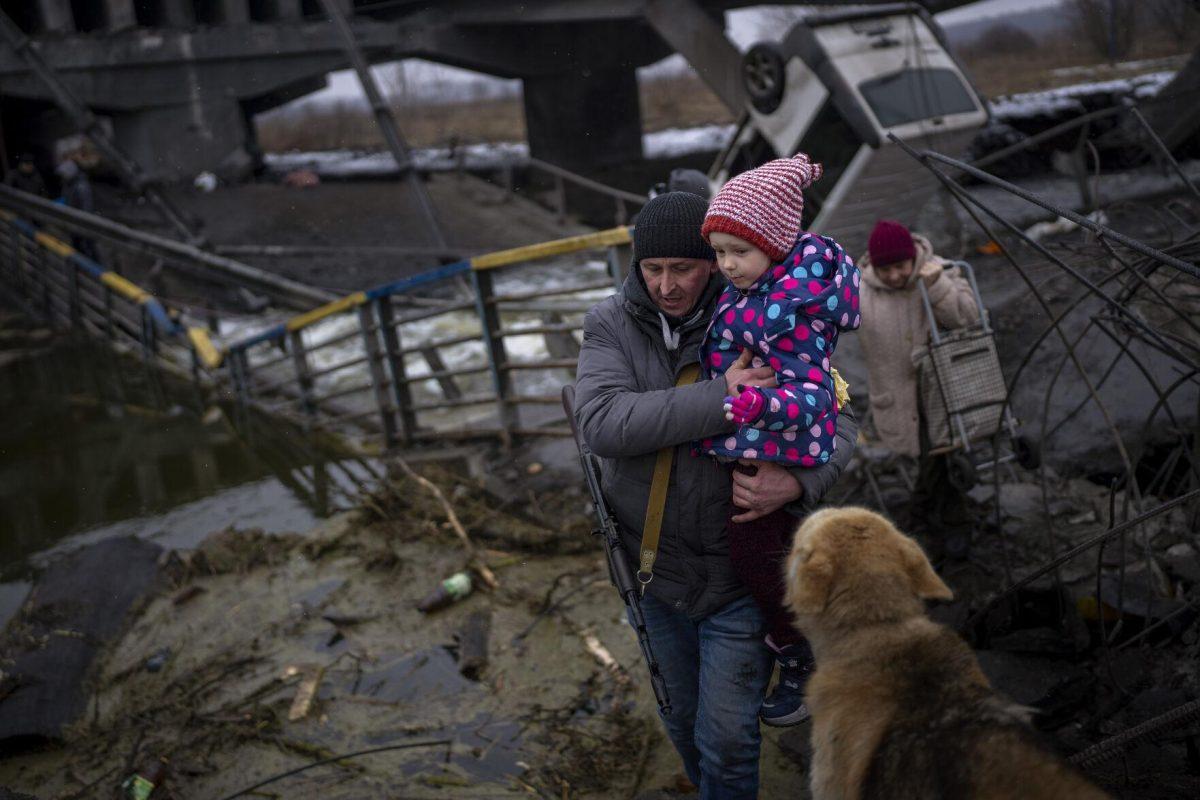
792 154 823 190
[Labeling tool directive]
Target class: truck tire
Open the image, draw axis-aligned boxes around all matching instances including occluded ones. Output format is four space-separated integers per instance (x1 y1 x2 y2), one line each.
743 43 786 115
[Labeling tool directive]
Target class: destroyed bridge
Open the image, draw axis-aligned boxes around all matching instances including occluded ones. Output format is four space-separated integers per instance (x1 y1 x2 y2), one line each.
1 0 989 181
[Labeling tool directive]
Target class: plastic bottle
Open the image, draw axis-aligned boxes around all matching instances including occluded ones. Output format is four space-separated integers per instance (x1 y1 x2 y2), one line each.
417 571 473 613
122 760 167 800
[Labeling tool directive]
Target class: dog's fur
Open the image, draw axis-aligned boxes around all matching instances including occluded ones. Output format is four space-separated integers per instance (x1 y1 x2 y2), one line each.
784 507 1109 800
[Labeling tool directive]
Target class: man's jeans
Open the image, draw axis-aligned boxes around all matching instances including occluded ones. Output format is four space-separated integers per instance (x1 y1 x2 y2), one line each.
637 593 773 799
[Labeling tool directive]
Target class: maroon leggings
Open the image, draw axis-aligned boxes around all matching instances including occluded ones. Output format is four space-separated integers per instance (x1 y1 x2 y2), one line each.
727 503 807 648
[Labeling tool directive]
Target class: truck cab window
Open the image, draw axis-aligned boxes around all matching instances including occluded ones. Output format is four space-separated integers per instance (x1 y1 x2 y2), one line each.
858 68 978 129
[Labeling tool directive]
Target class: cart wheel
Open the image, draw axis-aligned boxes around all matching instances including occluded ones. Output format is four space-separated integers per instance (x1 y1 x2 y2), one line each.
742 43 786 114
947 454 977 492
1013 435 1041 470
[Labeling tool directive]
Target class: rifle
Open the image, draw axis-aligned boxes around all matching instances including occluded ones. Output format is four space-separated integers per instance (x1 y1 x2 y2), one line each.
561 385 672 716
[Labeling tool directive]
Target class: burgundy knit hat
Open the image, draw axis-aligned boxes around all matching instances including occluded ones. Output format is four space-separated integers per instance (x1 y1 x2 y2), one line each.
868 219 916 267
700 154 823 263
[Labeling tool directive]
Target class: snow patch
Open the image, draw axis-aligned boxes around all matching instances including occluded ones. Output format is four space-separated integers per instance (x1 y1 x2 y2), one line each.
265 124 736 176
989 71 1175 120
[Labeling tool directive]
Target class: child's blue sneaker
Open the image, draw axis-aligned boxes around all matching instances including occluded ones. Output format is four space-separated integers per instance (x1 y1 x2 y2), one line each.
759 643 813 727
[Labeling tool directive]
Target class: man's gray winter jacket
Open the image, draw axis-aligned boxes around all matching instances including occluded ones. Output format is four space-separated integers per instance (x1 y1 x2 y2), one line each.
574 269 858 621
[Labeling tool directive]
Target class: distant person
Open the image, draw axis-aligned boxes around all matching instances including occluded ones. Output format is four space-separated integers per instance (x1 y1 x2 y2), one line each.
856 219 980 561
7 154 47 197
56 158 99 262
648 168 711 201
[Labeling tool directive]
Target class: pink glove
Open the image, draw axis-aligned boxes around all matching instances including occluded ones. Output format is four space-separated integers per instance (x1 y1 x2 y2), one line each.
724 386 766 425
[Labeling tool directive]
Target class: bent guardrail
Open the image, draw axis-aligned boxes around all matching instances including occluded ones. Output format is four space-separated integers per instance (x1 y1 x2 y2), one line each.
0 192 632 449
220 226 632 447
0 209 221 378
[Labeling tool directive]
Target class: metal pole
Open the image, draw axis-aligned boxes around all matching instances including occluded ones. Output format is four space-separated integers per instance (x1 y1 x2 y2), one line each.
1125 102 1200 204
67 258 80 329
290 330 318 422
358 303 398 447
0 10 199 244
316 0 447 249
471 268 515 445
103 286 115 341
375 296 418 446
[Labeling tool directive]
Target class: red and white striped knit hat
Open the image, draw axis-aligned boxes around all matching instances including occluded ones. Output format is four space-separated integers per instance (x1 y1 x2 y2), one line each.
700 154 823 263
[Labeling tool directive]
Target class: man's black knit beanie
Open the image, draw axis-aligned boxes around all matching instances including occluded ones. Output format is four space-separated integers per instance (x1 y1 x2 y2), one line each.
633 191 715 264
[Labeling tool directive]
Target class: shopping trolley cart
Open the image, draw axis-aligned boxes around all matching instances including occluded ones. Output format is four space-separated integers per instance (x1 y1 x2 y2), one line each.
913 261 1039 490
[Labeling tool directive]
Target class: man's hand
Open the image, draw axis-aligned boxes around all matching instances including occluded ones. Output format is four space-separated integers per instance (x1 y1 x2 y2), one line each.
731 460 802 522
724 349 777 394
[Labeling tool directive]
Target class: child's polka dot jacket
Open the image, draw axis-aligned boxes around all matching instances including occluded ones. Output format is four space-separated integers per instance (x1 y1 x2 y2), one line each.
697 232 861 466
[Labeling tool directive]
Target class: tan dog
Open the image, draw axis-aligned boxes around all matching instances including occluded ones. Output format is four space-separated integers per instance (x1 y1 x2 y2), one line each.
785 507 1109 800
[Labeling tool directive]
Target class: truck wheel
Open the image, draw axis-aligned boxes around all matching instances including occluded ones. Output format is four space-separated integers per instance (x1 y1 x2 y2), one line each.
1014 435 1041 469
743 43 786 114
947 454 977 492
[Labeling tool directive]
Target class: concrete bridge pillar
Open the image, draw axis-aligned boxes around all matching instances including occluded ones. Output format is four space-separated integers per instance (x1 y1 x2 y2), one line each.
523 66 643 170
37 0 73 32
111 98 255 181
105 0 137 31
272 1 304 20
215 1 251 25
161 0 197 27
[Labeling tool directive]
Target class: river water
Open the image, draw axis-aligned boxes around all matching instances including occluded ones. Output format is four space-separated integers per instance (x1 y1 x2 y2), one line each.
0 335 350 627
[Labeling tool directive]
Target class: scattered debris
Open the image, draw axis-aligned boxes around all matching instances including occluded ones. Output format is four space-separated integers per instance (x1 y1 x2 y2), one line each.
171 585 206 606
287 665 326 722
455 610 491 680
282 169 320 188
416 571 473 614
144 647 171 674
193 172 218 193
120 759 168 800
393 457 498 589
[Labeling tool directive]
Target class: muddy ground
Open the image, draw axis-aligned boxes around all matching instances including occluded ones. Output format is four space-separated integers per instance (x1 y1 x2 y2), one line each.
0 464 815 799
2 443 1199 799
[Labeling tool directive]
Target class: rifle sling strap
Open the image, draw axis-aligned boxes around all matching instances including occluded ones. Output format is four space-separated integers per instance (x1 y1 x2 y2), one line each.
638 362 701 593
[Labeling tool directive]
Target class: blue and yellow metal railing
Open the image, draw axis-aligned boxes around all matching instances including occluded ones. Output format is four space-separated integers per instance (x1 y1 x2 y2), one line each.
0 209 223 374
0 198 633 447
223 225 633 446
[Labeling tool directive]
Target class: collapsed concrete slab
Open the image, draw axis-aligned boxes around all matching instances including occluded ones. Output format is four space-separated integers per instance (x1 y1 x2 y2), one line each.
0 536 163 748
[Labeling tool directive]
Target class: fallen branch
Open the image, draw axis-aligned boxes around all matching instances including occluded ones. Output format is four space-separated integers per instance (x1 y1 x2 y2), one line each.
392 457 498 589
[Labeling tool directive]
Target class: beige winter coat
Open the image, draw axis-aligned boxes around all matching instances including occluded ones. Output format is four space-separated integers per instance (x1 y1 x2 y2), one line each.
858 235 980 456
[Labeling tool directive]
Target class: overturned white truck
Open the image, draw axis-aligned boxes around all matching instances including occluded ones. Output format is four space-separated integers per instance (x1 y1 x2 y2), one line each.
711 3 988 255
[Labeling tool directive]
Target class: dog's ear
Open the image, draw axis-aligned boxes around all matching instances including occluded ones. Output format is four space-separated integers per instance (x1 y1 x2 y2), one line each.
900 537 953 601
786 545 835 616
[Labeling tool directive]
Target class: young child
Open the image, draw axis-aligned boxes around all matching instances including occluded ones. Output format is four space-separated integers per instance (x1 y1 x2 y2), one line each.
695 154 860 727
857 219 979 561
